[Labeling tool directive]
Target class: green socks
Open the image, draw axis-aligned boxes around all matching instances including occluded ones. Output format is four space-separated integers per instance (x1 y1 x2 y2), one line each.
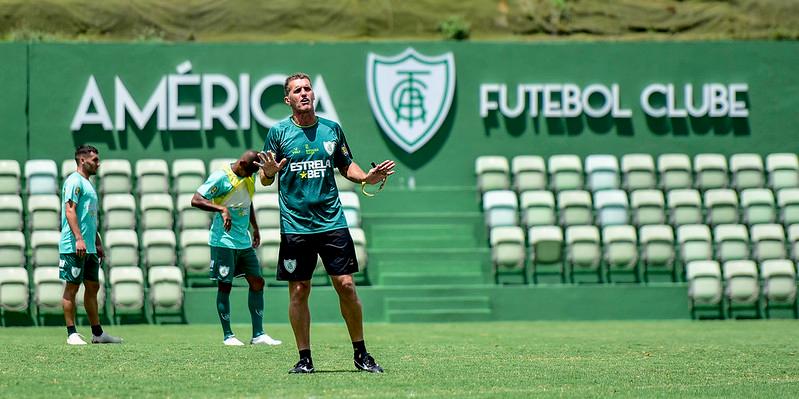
216 290 233 339
248 289 265 338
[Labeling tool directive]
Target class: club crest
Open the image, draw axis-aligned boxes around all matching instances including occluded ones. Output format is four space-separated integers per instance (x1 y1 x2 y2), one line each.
323 141 336 156
71 267 81 278
219 265 230 277
284 259 297 273
367 47 455 154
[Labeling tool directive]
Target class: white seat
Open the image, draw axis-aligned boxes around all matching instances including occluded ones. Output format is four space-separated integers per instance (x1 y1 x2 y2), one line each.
0 195 23 231
602 225 638 274
557 190 593 226
777 188 799 226
667 189 702 226
31 230 61 268
257 228 281 272
520 190 556 227
713 224 750 263
585 154 619 192
253 193 281 229
730 154 764 190
102 194 136 230
0 267 29 312
0 160 21 194
593 190 629 227
104 230 139 268
33 267 64 315
27 195 61 231
482 190 518 228
511 155 546 192
135 159 169 194
658 154 692 191
142 229 177 268
723 260 760 309
208 158 236 174
693 153 728 190
760 259 797 316
98 159 132 194
349 227 368 271
639 225 675 280
490 226 525 271
565 225 602 277
548 155 583 191
177 193 211 230
148 266 184 313
475 156 510 193
140 194 175 230
172 159 206 195
630 189 666 226
621 154 656 191
109 266 145 317
766 153 799 190
740 188 776 225
0 231 25 267
750 224 786 263
25 160 58 195
686 260 723 316
180 229 211 277
677 224 713 264
703 189 739 226
339 191 361 228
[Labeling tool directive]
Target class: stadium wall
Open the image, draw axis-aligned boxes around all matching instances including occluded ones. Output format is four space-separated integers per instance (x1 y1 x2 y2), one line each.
0 41 795 187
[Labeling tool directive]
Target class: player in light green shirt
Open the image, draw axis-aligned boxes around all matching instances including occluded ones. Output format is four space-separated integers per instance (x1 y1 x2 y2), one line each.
191 150 281 347
60 145 122 345
258 72 395 374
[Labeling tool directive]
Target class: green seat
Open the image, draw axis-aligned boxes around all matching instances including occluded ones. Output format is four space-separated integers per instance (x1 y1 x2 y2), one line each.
104 230 139 268
723 260 760 318
548 155 583 192
135 159 169 195
109 266 145 321
27 195 60 231
0 160 21 195
0 231 25 268
0 267 29 316
140 194 174 230
714 224 750 263
177 194 211 230
704 189 739 226
594 190 629 227
760 259 797 318
528 225 564 283
777 188 799 226
677 224 713 265
33 267 63 318
557 190 592 227
585 154 619 192
658 154 692 191
102 194 136 231
789 225 799 263
0 195 23 231
520 190 556 228
475 156 510 193
767 153 799 191
686 260 723 319
179 229 210 280
142 229 177 269
741 188 776 225
694 153 728 191
482 190 518 228
172 159 206 195
730 154 764 191
208 158 236 175
749 224 786 263
511 155 546 193
640 225 676 281
566 225 601 282
349 227 369 284
257 228 281 284
490 226 526 283
621 154 656 191
98 159 132 194
148 266 185 322
602 225 638 282
667 189 702 226
25 160 58 195
631 189 666 226
31 231 60 268
339 191 361 228
254 193 281 229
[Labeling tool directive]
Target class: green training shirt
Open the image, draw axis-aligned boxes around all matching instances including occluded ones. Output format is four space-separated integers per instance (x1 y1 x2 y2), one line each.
197 164 255 249
59 172 98 254
263 116 353 234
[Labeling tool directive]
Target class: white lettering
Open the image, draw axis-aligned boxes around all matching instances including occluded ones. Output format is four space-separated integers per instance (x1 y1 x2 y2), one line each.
201 74 238 130
561 84 581 118
684 84 709 118
708 83 729 117
582 84 611 118
114 76 167 130
499 84 525 118
641 84 668 118
610 84 632 118
479 84 500 118
542 84 562 118
168 73 201 130
728 83 749 117
71 75 113 131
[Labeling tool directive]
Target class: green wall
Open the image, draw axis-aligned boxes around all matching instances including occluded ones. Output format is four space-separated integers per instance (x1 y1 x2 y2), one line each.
6 41 799 186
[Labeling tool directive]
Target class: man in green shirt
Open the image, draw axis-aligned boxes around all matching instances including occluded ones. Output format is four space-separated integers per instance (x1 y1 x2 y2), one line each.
60 145 122 345
191 151 281 346
259 72 395 373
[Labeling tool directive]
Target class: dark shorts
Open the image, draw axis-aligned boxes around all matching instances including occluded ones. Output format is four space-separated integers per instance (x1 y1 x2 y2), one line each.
59 253 101 284
209 246 262 284
277 228 359 281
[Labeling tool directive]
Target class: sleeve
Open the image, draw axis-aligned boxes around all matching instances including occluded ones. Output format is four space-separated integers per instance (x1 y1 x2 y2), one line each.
62 177 81 204
196 171 226 200
333 124 354 168
264 126 282 160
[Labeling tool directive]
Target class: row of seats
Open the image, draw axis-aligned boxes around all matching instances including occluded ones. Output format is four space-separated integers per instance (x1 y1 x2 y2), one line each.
4 158 359 196
476 153 799 194
687 259 797 319
0 265 184 325
483 187 799 229
490 223 799 282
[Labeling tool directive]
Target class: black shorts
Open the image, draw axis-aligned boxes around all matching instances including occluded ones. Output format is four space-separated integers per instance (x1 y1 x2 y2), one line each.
276 228 359 281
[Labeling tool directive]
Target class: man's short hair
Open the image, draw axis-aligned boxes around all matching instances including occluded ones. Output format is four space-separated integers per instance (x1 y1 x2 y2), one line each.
284 72 311 97
74 145 98 163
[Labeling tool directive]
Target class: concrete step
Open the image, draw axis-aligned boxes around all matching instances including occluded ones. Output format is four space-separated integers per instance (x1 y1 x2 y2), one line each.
385 296 491 311
378 271 486 286
387 308 493 322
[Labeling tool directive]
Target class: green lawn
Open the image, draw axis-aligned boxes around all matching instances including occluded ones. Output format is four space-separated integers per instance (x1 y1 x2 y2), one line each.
1 321 798 398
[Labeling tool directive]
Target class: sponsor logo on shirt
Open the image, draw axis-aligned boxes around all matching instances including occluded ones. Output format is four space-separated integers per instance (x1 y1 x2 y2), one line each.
290 159 332 179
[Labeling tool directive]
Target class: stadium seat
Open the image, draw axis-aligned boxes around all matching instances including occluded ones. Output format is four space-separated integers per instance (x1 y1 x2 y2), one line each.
566 225 601 282
585 154 619 192
140 194 174 230
548 155 583 192
621 154 656 191
33 267 64 321
658 154 692 191
0 160 21 194
109 266 145 322
693 153 728 191
98 159 132 194
148 266 185 323
339 191 361 228
630 189 666 226
528 225 564 283
686 260 723 319
349 227 368 281
257 228 281 279
639 225 676 281
723 260 760 318
766 153 799 190
334 169 355 193
177 194 211 230
667 189 702 226
180 229 211 279
490 226 526 282
519 190 556 228
511 155 547 192
602 225 638 282
789 225 799 262
76 268 106 316
104 230 139 268
482 190 519 228
714 224 750 263
208 158 236 174
27 195 60 231
475 156 510 193
142 229 177 269
0 231 25 268
750 224 786 263
760 259 797 318
730 154 765 191
25 159 58 195
253 193 281 229
777 188 799 226
740 188 776 225
557 190 592 227
677 224 713 265
30 231 60 268
135 159 169 195
703 189 739 226
172 159 206 195
594 190 629 227
0 195 23 231
0 267 29 316
102 194 136 230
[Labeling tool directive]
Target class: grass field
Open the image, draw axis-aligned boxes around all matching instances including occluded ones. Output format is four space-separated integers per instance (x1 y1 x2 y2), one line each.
1 320 798 398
